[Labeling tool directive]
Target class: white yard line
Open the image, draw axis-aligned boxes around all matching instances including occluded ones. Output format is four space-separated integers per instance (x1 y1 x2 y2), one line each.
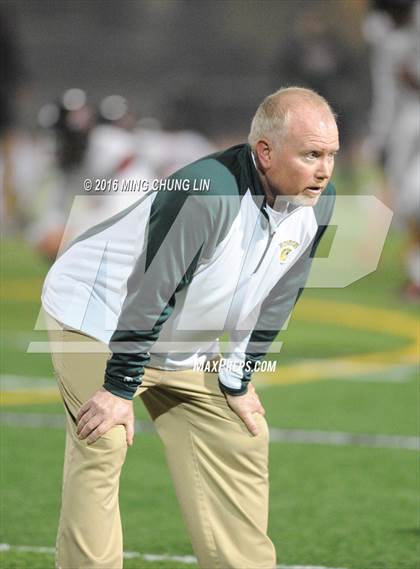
268 426 419 451
0 374 56 390
1 360 416 397
0 543 349 568
1 412 418 451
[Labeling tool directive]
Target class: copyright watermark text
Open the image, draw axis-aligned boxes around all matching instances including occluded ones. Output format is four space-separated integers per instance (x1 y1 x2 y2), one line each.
83 177 211 192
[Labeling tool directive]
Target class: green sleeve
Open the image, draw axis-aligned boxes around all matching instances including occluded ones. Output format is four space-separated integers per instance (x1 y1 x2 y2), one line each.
220 184 336 396
104 159 239 399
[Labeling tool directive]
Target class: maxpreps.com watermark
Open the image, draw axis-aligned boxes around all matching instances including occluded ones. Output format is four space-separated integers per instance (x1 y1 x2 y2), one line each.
193 358 277 373
83 177 211 192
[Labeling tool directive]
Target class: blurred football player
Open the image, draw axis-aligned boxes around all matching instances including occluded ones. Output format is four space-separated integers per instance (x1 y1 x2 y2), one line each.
364 0 420 300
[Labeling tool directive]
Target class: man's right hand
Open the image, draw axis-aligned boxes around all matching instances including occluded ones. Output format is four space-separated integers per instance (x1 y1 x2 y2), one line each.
225 383 265 436
76 387 135 446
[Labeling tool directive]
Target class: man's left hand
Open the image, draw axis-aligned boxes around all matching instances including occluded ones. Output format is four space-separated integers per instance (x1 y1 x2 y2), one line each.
225 383 265 436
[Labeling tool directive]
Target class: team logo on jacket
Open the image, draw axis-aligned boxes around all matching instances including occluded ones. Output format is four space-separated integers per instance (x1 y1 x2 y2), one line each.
279 240 299 263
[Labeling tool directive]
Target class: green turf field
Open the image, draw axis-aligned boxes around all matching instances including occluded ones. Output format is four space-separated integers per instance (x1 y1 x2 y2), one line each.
1 231 419 569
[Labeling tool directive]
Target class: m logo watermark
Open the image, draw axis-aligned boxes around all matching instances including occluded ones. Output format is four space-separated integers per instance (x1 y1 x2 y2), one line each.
30 193 393 355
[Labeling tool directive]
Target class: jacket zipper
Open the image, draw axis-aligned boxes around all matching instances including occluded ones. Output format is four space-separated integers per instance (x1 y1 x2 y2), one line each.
252 206 302 274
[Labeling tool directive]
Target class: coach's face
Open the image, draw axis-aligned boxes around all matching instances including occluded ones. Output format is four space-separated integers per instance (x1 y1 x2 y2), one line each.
256 106 339 207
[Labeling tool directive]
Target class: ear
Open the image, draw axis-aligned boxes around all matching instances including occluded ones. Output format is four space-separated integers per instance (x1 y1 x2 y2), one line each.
255 139 272 169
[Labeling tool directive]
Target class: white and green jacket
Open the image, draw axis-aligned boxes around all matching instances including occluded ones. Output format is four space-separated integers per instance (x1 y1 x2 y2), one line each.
42 143 335 399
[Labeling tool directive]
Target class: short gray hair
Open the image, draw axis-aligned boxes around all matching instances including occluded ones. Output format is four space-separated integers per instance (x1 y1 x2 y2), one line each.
248 86 335 150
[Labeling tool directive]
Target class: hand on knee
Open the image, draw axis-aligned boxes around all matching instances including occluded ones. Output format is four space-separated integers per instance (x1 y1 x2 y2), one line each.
77 388 135 446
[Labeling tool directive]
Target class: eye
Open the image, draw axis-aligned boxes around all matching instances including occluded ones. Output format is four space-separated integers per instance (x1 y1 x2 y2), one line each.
305 151 319 160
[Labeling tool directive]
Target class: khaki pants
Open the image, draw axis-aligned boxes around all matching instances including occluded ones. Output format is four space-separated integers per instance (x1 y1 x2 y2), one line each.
47 322 276 569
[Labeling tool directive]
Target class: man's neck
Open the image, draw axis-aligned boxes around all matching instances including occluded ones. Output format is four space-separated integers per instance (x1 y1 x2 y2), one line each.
251 151 288 212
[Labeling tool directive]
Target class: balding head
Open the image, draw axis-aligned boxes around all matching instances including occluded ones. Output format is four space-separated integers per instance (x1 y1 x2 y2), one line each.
248 87 336 150
250 87 339 208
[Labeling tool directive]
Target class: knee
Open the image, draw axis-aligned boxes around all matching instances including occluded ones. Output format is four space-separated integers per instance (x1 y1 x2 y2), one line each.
233 412 270 451
77 425 128 470
255 412 270 443
95 424 127 452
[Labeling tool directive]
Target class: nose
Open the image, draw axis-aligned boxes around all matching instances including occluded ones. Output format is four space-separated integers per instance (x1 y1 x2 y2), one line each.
315 158 332 181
